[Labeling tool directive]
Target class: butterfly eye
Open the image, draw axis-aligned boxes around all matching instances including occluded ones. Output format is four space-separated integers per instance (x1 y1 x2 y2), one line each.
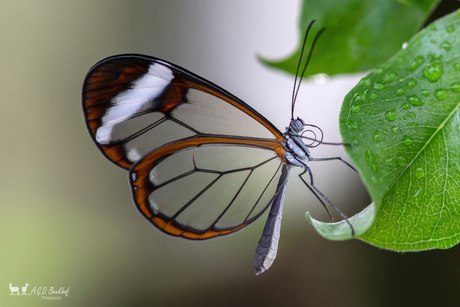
289 118 305 133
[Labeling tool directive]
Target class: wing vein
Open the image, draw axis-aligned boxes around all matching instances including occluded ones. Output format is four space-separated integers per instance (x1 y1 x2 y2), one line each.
244 160 283 224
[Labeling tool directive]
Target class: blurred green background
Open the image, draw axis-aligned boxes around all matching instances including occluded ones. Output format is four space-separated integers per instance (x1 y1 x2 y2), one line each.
1 1 459 306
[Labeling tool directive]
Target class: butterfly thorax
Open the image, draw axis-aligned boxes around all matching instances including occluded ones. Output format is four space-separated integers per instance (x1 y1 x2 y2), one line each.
283 118 312 168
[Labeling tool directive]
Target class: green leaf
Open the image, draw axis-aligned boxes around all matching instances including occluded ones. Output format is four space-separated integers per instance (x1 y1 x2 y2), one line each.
260 0 439 77
334 10 460 250
306 203 376 240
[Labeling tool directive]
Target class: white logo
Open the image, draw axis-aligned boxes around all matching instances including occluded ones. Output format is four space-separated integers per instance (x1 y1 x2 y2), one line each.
9 282 70 300
9 283 29 295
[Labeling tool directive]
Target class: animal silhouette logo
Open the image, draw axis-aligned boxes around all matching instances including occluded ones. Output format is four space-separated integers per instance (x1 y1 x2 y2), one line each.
9 283 19 295
22 283 29 294
9 282 30 295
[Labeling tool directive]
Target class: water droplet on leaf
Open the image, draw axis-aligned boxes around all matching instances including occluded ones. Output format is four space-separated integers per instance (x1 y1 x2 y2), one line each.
348 120 357 130
396 87 405 96
373 131 382 142
423 61 443 83
313 73 329 84
407 56 424 71
407 79 417 88
403 135 414 146
400 103 410 110
407 95 422 106
385 109 397 121
358 77 371 86
383 72 396 83
435 88 448 100
451 82 460 92
416 168 425 178
440 41 452 52
353 90 368 103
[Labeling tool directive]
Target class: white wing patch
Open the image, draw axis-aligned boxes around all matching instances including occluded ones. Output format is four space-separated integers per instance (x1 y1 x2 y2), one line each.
96 63 174 144
127 147 142 162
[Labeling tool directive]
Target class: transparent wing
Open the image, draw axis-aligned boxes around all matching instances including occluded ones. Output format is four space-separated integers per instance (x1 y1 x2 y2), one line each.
82 54 283 169
130 140 286 239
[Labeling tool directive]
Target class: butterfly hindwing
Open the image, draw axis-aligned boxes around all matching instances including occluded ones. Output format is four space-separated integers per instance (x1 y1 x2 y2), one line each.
130 138 285 239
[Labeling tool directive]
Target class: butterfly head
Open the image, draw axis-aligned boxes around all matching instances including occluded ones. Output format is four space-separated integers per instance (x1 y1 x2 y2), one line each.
288 117 305 135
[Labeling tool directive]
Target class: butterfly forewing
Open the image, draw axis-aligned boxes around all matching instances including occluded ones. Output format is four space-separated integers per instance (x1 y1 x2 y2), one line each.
82 54 283 169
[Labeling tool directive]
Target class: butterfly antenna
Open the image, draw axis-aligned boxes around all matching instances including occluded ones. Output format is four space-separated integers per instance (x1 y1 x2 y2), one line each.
291 23 326 120
291 20 316 120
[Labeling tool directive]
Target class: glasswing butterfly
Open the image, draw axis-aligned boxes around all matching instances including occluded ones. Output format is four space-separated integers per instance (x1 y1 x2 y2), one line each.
82 21 354 275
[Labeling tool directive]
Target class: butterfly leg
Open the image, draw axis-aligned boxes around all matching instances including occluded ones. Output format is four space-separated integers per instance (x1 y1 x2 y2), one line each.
298 168 334 222
310 156 357 172
298 166 355 236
